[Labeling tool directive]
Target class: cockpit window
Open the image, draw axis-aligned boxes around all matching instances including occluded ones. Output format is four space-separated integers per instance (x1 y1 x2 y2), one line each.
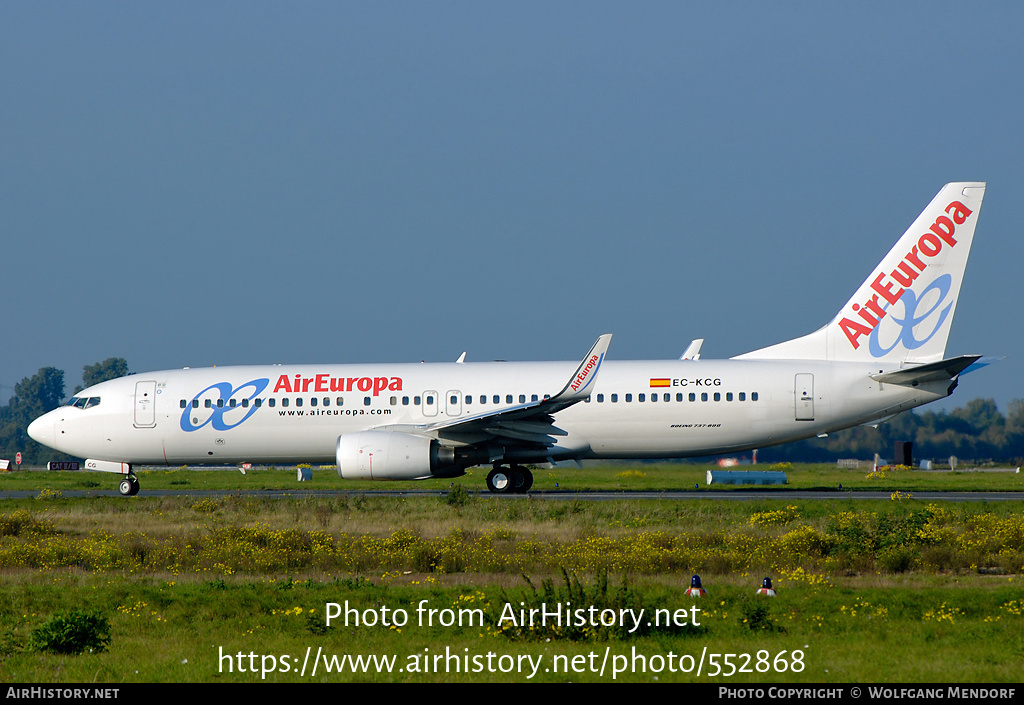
63 396 100 409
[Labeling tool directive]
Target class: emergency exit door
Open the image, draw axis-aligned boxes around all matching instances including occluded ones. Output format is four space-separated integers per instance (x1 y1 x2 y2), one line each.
795 374 814 421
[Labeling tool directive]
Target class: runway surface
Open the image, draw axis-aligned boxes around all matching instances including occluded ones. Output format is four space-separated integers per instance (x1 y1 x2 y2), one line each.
2 488 1023 501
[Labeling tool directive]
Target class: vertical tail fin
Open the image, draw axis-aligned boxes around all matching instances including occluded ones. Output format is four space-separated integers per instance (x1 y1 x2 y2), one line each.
735 182 986 363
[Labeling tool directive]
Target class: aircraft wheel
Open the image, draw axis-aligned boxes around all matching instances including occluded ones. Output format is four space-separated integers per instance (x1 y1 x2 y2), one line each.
486 467 512 494
128 476 140 496
511 465 533 494
118 478 134 496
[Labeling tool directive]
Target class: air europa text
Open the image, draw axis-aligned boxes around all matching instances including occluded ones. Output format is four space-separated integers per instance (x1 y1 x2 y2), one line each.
838 200 973 350
273 374 403 396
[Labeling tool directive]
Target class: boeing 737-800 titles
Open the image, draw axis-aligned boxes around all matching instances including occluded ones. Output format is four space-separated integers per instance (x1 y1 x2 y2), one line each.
29 183 990 495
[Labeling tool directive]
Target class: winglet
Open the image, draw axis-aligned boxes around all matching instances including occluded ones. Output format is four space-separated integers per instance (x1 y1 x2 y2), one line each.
680 338 704 360
551 334 612 402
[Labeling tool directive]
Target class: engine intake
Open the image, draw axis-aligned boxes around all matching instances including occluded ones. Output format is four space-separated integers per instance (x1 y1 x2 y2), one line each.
336 431 459 480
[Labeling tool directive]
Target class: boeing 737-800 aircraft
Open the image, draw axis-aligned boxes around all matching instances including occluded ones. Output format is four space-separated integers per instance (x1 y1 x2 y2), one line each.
29 183 989 495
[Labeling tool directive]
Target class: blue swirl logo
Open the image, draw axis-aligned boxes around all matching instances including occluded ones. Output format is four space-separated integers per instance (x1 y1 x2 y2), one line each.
868 275 953 358
179 378 269 432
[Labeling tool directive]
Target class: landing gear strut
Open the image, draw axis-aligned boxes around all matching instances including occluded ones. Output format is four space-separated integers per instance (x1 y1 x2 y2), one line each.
486 464 533 494
118 474 140 497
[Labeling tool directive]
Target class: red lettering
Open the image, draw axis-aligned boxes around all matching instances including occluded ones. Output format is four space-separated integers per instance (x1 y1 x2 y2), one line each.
839 317 873 349
315 374 329 392
904 246 926 271
929 215 957 246
373 377 389 395
918 232 942 257
945 200 972 225
346 377 358 392
388 378 403 392
853 303 879 327
357 377 372 392
330 377 344 392
863 294 887 321
870 272 904 306
273 375 292 393
890 261 920 287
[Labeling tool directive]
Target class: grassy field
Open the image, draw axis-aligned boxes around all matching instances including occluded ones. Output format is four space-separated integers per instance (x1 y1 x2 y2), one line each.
1 464 1023 683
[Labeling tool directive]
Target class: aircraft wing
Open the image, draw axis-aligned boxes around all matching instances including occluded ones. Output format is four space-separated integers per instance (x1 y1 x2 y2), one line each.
386 334 612 449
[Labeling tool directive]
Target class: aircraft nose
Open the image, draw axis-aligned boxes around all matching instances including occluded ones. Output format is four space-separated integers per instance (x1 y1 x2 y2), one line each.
27 414 52 445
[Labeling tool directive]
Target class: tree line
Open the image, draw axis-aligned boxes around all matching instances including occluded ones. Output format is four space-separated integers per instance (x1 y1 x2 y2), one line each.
1 358 1021 466
757 397 1024 466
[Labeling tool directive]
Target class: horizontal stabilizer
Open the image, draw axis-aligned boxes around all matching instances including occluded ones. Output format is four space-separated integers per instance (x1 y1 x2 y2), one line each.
870 355 981 386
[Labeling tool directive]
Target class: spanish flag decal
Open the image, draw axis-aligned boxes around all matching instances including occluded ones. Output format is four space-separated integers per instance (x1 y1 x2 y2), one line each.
649 378 671 388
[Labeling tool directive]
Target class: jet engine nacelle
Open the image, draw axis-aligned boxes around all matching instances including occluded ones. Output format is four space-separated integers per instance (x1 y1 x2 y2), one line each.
336 430 459 480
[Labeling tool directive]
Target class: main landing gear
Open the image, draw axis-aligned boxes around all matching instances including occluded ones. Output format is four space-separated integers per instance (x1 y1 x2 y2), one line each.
118 474 140 497
486 464 533 494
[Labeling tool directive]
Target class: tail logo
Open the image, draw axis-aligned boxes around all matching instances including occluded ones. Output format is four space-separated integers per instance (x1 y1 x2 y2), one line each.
867 274 953 358
837 199 972 351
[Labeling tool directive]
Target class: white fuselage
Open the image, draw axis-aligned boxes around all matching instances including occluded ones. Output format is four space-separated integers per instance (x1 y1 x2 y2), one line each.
28 358 947 467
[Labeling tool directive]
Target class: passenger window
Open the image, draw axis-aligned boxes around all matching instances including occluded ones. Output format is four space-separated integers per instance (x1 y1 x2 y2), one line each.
205 399 212 408
519 394 526 403
242 398 249 408
451 395 458 405
426 395 434 405
282 398 289 408
391 396 397 405
403 396 410 405
625 394 632 402
415 396 422 405
714 393 721 402
255 399 262 408
337 397 344 406
193 399 200 409
364 397 371 406
493 395 500 404
323 397 330 406
532 394 538 402
310 397 317 407
217 399 225 408
689 393 696 402
701 393 708 402
726 392 733 401
739 392 746 401
639 394 646 402
296 398 303 407
180 399 187 409
506 395 513 404
611 394 618 403
752 392 759 401
663 393 670 402
480 395 486 404
597 394 604 403
269 398 276 408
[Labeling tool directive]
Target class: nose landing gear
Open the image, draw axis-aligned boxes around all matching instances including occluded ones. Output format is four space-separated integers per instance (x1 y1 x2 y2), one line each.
118 474 140 496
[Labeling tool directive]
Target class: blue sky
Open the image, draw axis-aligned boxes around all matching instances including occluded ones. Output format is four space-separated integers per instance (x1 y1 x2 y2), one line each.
1 2 1020 412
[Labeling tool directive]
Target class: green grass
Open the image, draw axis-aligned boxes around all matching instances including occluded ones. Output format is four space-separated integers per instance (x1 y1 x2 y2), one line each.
2 461 1022 494
1 470 1023 683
